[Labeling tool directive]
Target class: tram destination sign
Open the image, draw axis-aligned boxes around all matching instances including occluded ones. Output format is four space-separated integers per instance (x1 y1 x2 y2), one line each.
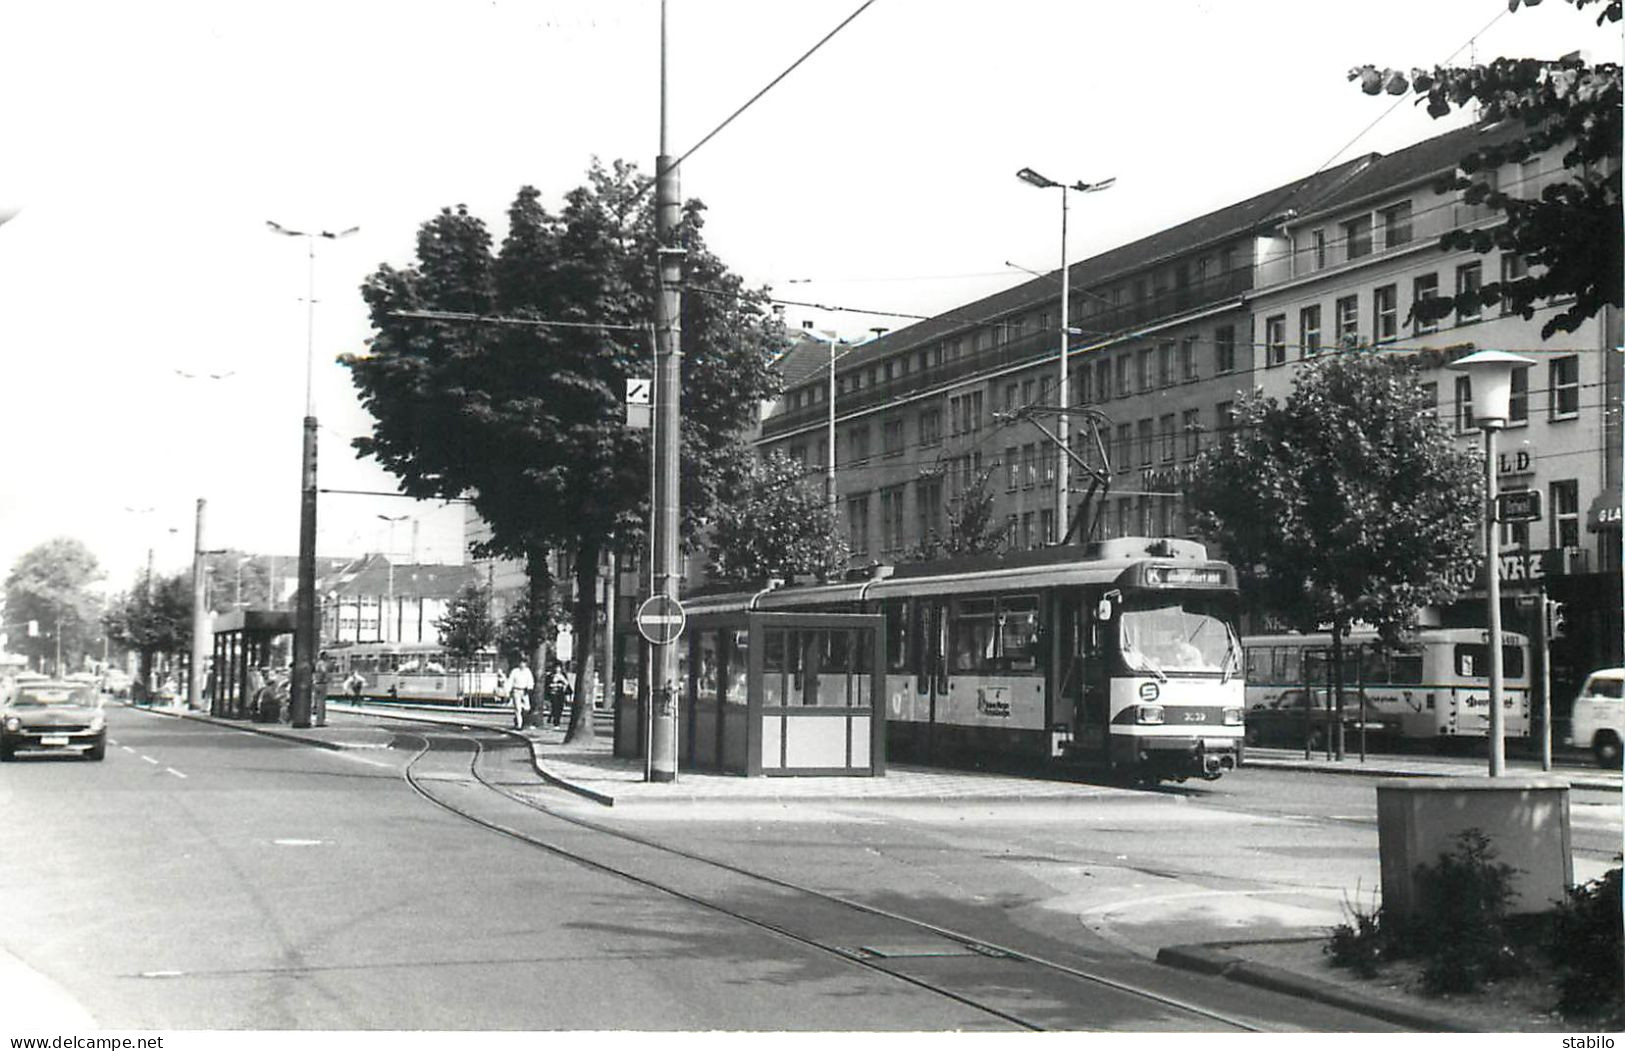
636 594 686 645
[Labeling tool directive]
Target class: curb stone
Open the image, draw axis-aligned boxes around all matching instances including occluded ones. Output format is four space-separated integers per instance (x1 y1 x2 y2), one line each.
1157 939 1477 1032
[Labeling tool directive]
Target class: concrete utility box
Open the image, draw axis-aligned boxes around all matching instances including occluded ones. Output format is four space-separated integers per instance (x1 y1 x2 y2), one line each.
1376 776 1573 920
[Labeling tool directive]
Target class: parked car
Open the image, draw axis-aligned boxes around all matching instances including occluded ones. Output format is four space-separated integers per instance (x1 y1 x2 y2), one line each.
1 680 107 761
1565 668 1623 768
1243 688 1393 749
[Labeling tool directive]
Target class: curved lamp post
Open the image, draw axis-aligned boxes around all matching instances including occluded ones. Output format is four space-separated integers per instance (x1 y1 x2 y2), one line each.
1448 348 1536 776
1015 168 1113 544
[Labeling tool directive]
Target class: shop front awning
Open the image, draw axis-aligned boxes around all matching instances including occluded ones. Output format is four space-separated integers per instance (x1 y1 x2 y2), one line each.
1587 483 1621 532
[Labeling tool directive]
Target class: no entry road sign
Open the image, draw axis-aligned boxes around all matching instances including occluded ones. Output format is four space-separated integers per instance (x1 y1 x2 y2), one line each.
636 594 686 645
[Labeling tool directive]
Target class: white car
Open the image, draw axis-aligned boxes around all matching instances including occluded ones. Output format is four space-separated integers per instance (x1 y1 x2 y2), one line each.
1566 668 1623 768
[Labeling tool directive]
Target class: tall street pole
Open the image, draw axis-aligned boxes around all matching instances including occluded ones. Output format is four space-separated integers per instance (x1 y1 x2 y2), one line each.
1483 421 1506 777
190 499 207 711
268 220 357 729
648 0 684 782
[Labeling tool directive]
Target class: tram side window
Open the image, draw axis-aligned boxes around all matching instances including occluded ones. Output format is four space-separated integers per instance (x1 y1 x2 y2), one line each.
1245 646 1269 682
884 599 909 673
1273 648 1300 686
997 597 1040 672
1391 654 1423 684
1453 644 1527 680
952 599 998 671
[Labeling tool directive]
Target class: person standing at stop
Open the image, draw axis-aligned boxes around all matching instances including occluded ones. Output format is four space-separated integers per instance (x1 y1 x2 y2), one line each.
546 665 570 727
507 658 535 729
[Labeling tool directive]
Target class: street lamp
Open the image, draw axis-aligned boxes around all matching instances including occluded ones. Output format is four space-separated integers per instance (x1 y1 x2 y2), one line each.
1016 167 1114 544
268 219 358 728
377 514 409 644
802 324 855 515
1448 349 1536 777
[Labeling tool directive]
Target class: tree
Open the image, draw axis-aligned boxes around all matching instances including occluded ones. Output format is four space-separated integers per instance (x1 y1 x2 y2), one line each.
706 452 848 584
435 582 496 698
4 538 103 674
103 570 192 701
344 162 780 744
915 467 1008 560
1186 351 1482 750
1349 0 1622 337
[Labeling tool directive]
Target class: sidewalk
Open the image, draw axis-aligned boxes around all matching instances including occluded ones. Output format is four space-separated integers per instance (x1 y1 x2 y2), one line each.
142 698 1621 802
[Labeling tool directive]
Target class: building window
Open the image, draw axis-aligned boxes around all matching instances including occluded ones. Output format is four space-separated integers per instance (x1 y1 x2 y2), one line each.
916 477 943 544
1137 419 1153 467
949 390 983 435
1116 422 1133 473
1343 214 1372 260
1004 382 1018 412
1157 342 1173 387
1509 367 1529 426
1117 499 1132 538
1413 273 1439 335
879 486 907 557
1419 381 1438 418
847 493 870 558
1265 315 1286 367
1215 324 1236 374
1180 336 1198 381
1136 348 1153 391
1500 254 1528 315
1115 356 1130 396
847 424 871 464
919 407 942 447
1312 229 1327 270
1159 414 1176 463
1021 378 1034 407
1380 201 1412 249
1299 305 1322 357
1456 262 1483 323
1005 447 1019 491
1039 508 1055 546
1041 446 1057 486
1373 284 1398 343
1022 443 1037 489
882 417 905 457
1182 408 1201 460
1019 511 1034 550
1095 359 1111 402
1549 355 1580 418
1550 480 1580 549
1334 294 1359 346
1454 375 1476 433
1075 365 1091 405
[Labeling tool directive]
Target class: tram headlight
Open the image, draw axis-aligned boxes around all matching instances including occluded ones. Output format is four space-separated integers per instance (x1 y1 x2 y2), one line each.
1135 704 1164 725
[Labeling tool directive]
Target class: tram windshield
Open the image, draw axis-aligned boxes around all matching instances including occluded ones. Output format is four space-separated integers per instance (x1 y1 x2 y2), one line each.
1119 598 1240 678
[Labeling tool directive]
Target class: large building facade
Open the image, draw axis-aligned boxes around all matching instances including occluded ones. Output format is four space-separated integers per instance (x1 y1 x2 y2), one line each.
756 120 1621 691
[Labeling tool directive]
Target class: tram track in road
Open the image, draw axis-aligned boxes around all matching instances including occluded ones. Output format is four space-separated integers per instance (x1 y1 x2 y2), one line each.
393 721 1275 1033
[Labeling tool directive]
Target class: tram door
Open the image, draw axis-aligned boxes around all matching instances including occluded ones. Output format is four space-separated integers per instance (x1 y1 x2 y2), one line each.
1075 588 1112 761
915 599 950 763
1052 589 1089 758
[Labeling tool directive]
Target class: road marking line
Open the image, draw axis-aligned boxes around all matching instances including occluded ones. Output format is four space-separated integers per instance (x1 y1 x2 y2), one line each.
122 746 137 753
141 755 159 764
165 768 187 779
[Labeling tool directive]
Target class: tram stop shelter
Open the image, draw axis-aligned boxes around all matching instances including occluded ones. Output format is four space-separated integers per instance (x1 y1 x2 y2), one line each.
615 610 886 777
210 608 294 719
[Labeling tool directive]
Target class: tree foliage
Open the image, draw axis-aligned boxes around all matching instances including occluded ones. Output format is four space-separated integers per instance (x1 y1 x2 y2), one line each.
914 468 1008 560
103 570 193 695
706 452 848 584
1349 0 1622 337
343 161 782 741
3 538 103 672
1187 351 1481 645
435 582 495 665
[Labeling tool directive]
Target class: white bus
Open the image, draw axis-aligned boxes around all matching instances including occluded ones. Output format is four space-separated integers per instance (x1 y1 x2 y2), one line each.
1242 627 1531 742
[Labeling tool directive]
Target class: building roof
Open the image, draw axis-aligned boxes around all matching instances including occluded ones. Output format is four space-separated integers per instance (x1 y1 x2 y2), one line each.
320 554 479 600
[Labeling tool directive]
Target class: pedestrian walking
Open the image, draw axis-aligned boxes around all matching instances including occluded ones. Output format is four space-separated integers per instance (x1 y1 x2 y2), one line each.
546 666 570 727
507 658 535 729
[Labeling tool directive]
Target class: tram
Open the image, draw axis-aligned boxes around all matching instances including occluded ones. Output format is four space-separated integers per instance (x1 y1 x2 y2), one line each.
1242 627 1532 742
681 536 1245 782
325 641 503 706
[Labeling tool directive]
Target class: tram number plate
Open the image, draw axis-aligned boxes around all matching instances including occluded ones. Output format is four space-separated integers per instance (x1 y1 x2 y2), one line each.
41 735 69 746
1180 711 1208 723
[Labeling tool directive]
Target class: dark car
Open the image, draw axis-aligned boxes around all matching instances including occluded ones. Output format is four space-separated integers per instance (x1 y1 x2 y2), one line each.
1 680 107 761
1243 689 1392 749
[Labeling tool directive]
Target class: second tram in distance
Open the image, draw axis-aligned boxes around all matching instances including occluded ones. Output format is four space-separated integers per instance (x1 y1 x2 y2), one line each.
683 536 1245 782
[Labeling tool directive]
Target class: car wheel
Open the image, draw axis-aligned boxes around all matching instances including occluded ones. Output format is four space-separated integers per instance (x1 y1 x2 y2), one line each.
1594 732 1622 769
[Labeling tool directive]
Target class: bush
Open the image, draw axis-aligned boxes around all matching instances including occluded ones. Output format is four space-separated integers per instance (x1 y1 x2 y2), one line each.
1325 886 1387 978
1403 829 1525 994
1547 866 1624 1022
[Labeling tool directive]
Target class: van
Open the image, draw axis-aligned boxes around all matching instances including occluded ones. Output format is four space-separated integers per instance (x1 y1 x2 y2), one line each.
1566 668 1624 767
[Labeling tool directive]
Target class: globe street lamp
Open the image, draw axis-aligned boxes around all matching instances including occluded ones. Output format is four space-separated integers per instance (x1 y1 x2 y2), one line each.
1016 168 1113 545
267 220 358 728
1448 348 1536 776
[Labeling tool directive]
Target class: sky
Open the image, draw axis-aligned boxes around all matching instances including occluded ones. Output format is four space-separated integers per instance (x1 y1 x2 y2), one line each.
0 0 1618 602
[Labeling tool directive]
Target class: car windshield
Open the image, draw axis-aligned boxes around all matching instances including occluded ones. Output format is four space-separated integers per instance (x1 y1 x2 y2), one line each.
1119 599 1241 677
13 685 98 707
